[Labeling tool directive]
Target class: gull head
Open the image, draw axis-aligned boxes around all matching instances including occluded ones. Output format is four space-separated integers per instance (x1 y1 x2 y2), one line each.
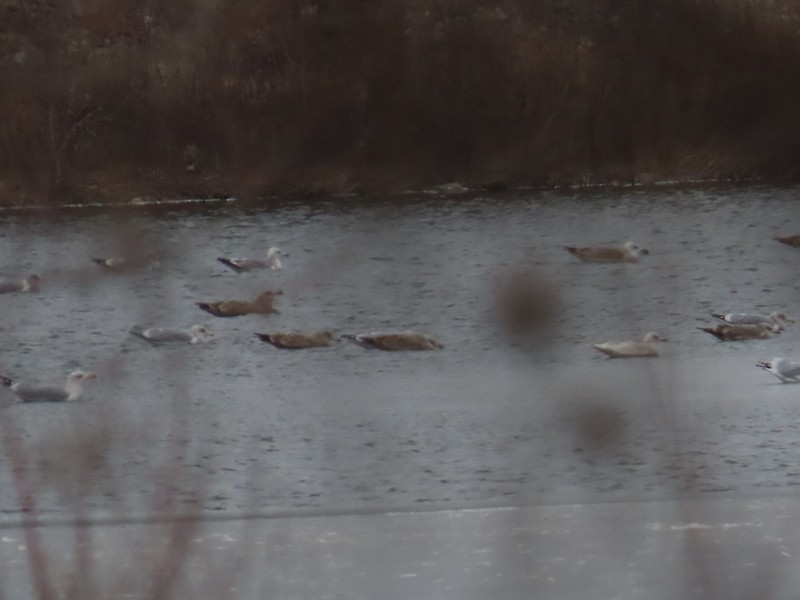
642 332 667 343
67 370 98 383
624 241 649 256
189 324 215 343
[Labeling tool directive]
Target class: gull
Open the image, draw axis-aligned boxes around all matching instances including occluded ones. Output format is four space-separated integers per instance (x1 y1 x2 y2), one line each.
775 235 800 248
756 358 800 383
92 253 161 271
0 274 40 293
592 332 667 358
564 241 649 263
130 324 215 345
196 290 282 317
217 247 283 272
698 322 778 341
341 331 444 351
0 370 97 403
711 311 795 329
254 330 335 349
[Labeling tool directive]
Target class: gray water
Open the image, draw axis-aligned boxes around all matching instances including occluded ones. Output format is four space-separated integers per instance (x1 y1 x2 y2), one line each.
0 183 799 518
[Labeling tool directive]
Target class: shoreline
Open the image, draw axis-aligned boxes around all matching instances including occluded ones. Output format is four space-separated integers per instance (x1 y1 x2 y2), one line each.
1 171 796 211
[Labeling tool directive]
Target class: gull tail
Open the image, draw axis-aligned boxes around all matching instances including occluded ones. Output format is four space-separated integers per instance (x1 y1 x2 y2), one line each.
217 257 244 272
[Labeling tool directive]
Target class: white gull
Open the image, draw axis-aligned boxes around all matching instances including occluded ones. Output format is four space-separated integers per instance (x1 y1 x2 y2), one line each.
756 358 800 383
130 324 215 345
217 247 282 272
592 332 667 358
0 370 97 403
564 241 649 264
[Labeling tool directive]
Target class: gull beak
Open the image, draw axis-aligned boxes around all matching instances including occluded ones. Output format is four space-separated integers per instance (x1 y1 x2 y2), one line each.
640 248 650 255
755 361 770 369
86 373 98 380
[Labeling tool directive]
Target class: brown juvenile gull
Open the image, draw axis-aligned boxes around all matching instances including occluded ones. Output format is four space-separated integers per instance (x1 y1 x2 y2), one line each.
130 324 215 345
564 241 649 263
698 322 778 341
341 331 444 351
775 235 800 248
217 247 283 272
0 274 41 293
756 358 800 383
592 332 667 358
254 330 335 349
0 370 97 403
196 290 282 317
711 311 795 330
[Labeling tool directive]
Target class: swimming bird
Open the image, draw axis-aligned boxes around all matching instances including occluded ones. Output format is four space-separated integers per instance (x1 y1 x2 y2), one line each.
217 247 283 272
592 332 667 358
254 330 335 349
756 358 800 383
775 235 800 248
0 370 97 403
564 241 649 263
196 290 282 317
130 324 215 345
0 274 41 293
698 322 778 341
341 331 444 351
92 253 161 270
711 311 795 329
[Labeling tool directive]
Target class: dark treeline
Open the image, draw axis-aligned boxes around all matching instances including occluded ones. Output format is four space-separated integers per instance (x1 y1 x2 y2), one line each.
1 0 800 203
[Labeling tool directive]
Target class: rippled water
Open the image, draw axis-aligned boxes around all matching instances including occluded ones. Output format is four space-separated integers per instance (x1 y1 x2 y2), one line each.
0 183 799 517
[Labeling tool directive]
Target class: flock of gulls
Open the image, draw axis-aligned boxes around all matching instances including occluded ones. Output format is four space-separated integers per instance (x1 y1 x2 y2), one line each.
567 235 800 385
1 230 799 403
0 246 444 403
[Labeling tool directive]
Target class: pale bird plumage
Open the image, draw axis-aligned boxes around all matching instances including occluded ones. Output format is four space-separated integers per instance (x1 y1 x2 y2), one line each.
217 247 283 272
756 358 800 383
130 324 215 345
564 241 649 263
0 370 98 403
592 332 667 358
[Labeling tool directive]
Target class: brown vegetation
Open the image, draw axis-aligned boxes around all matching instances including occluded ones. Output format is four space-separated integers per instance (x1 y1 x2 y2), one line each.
2 0 800 204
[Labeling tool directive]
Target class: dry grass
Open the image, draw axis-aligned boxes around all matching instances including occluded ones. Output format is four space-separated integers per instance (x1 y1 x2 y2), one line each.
1 0 800 204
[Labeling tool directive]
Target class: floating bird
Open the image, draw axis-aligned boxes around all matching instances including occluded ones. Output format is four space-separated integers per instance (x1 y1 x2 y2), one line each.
756 358 800 383
217 247 283 272
0 370 97 403
711 311 795 329
564 241 649 263
130 324 215 345
341 331 444 351
196 290 282 317
698 323 778 341
592 332 667 358
0 274 40 293
92 253 161 270
254 330 335 349
775 235 800 248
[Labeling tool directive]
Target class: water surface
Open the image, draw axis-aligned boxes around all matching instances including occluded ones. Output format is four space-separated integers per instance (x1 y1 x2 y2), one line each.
0 183 798 517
